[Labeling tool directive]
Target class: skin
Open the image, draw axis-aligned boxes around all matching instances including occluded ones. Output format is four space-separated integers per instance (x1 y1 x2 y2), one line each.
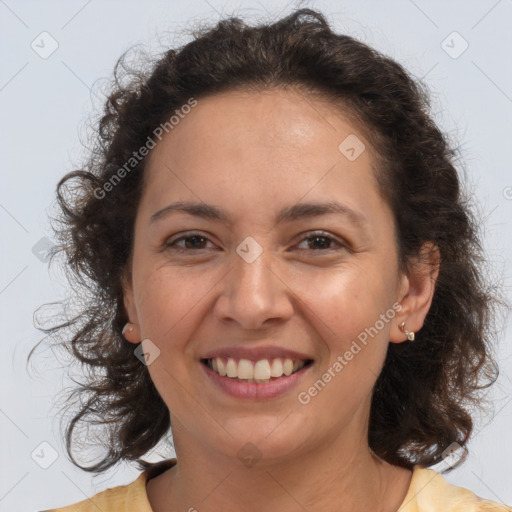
122 87 440 512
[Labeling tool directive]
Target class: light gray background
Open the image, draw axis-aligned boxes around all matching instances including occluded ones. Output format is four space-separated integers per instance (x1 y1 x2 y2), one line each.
1 1 511 510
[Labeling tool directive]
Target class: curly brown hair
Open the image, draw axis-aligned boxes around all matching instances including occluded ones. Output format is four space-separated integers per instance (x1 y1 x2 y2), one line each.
29 8 504 474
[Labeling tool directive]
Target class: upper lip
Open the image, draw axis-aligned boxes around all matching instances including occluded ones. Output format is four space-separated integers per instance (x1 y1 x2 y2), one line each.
201 345 313 362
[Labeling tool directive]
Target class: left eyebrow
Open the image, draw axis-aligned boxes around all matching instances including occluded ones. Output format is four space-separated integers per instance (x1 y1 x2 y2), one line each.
274 201 368 226
149 200 368 227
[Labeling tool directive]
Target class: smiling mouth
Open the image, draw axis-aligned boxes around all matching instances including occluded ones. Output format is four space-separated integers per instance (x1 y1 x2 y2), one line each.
201 357 314 383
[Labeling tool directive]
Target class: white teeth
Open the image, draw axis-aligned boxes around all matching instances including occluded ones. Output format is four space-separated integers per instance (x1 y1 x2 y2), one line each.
283 358 294 376
270 358 283 377
254 359 271 380
226 358 238 378
209 357 308 380
237 359 254 379
217 358 227 376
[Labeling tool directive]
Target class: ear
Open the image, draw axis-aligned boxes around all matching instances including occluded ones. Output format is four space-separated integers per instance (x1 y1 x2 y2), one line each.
390 242 440 344
121 266 141 345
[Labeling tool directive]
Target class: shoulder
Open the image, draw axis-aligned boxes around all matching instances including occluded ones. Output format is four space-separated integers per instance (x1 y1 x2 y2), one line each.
399 465 512 512
39 473 147 512
40 459 177 512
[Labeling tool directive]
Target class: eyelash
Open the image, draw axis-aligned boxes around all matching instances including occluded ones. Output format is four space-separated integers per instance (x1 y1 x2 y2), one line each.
164 231 348 254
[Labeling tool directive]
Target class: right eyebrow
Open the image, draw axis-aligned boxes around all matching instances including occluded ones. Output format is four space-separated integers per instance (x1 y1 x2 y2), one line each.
149 200 368 227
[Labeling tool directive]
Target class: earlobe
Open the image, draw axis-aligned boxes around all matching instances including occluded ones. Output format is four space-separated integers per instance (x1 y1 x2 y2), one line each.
120 268 141 344
390 242 440 344
122 321 141 344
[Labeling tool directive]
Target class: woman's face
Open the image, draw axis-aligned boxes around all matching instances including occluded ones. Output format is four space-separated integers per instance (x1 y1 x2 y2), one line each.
123 88 416 464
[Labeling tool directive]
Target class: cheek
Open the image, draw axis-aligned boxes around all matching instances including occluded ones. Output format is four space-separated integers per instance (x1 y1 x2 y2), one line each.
134 266 210 339
297 270 394 421
292 260 396 401
134 269 204 407
298 259 395 336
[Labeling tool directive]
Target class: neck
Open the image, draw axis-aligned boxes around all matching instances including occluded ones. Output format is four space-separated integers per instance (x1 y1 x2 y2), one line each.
146 425 412 512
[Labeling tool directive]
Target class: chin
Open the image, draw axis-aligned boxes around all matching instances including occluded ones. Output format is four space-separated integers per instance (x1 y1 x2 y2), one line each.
212 415 312 465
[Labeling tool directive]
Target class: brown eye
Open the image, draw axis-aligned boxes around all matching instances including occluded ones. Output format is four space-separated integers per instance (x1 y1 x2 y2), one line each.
304 236 334 250
296 231 346 252
165 233 215 252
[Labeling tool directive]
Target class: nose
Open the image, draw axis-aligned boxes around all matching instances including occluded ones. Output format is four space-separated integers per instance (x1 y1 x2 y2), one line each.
213 245 294 330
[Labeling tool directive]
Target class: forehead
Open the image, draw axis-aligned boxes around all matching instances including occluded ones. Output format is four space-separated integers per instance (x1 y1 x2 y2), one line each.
139 87 387 225
149 87 370 162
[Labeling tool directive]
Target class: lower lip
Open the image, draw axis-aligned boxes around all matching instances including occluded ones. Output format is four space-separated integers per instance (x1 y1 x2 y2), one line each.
201 361 312 399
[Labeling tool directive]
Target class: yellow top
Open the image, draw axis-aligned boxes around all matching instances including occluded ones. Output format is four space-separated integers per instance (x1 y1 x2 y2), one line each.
43 460 512 511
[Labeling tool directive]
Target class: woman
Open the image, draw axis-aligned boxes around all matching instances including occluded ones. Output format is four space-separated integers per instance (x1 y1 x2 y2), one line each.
36 8 510 512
